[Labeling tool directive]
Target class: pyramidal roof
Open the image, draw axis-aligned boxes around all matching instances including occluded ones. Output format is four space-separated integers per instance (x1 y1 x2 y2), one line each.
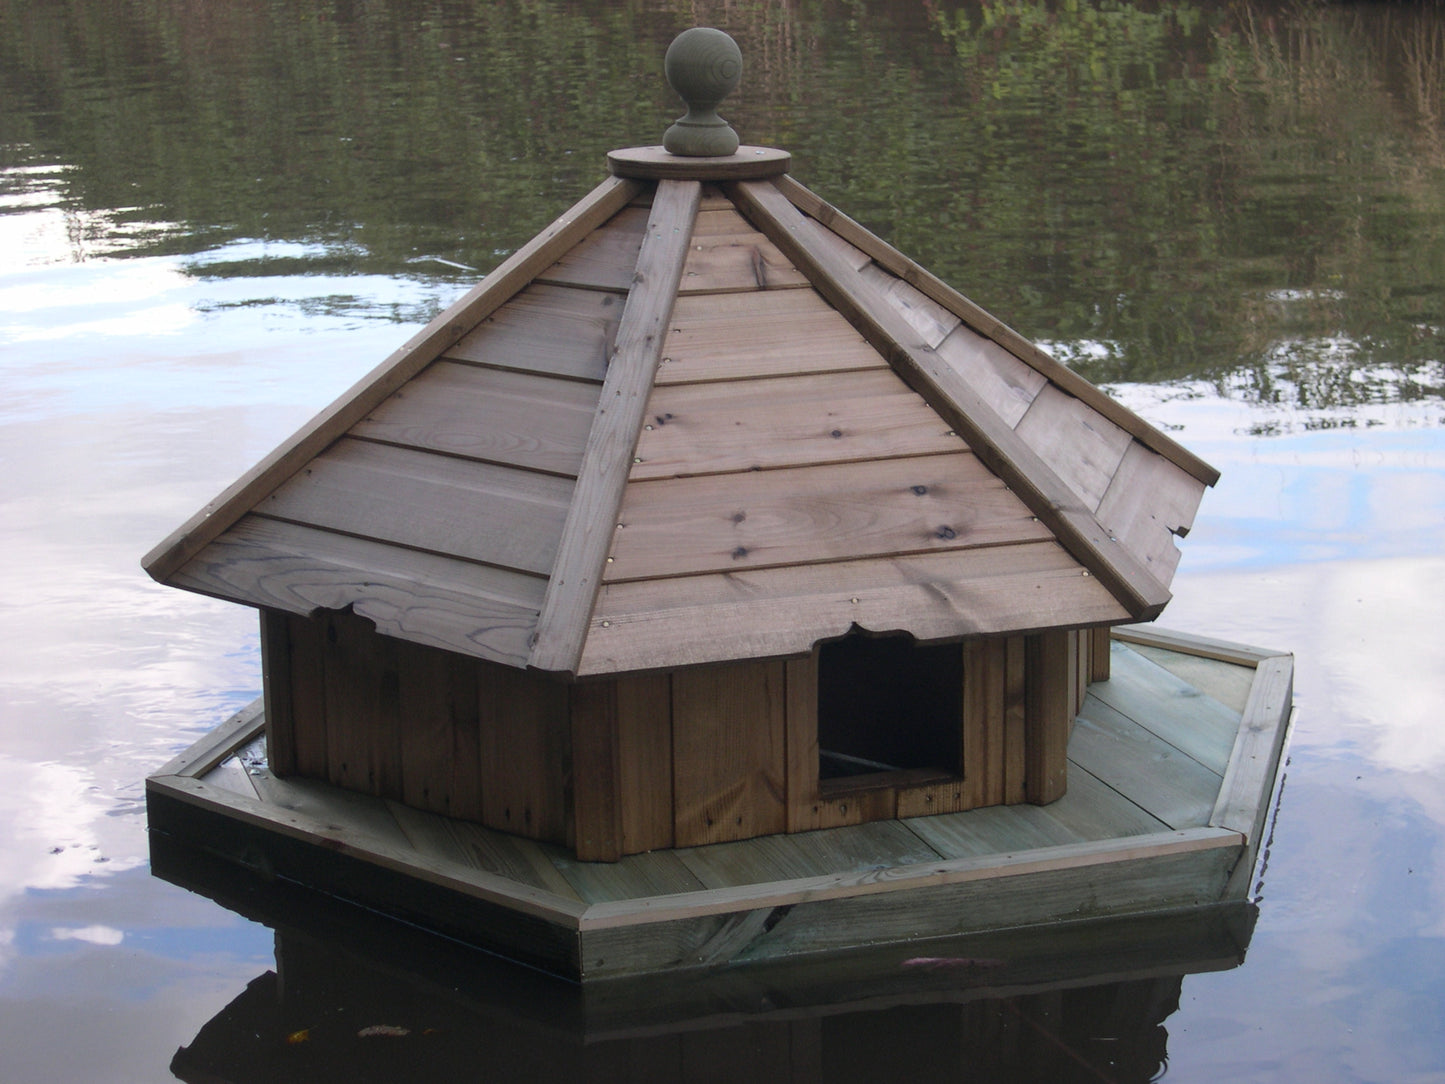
144 145 1217 678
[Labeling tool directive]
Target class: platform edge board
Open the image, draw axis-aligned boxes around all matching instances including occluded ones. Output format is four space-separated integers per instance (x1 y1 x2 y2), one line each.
1111 624 1280 665
576 842 1241 978
152 697 267 780
145 772 587 927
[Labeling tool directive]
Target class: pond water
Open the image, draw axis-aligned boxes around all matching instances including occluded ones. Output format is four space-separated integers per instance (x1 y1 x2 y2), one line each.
1 0 1443 1079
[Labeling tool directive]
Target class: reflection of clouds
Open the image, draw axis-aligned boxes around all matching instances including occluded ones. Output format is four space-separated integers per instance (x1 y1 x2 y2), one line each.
50 925 125 946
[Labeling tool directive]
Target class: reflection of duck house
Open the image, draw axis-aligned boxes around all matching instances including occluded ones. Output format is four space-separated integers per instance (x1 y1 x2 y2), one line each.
145 31 1292 980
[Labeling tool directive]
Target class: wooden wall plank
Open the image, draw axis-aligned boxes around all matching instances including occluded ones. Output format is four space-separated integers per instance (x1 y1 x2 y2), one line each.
320 609 403 799
580 542 1128 676
656 290 883 385
529 179 703 674
616 672 676 854
397 642 482 820
1090 626 1113 683
1015 385 1133 512
352 361 600 477
933 322 1047 428
443 282 622 383
769 173 1219 488
730 178 1173 621
672 660 787 846
261 438 573 576
678 231 809 294
171 515 544 669
1024 630 1070 804
144 175 641 584
535 205 649 292
1095 441 1209 585
632 370 965 479
1003 636 1028 804
283 613 330 778
961 638 1006 809
479 664 572 844
259 608 297 776
571 680 624 861
607 453 1052 582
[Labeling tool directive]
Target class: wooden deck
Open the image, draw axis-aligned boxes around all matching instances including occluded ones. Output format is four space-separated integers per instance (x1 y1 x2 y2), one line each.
146 627 1292 981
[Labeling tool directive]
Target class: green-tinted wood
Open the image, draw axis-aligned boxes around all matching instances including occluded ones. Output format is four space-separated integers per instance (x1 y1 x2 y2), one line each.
1127 642 1255 714
153 697 266 780
1210 654 1294 844
679 820 940 888
248 768 412 852
551 848 708 905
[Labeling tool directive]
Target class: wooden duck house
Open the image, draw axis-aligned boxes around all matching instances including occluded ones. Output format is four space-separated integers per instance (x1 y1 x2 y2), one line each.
144 30 1222 864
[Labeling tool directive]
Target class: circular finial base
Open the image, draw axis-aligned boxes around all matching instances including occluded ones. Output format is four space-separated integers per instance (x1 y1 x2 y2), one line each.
608 145 790 181
662 28 742 158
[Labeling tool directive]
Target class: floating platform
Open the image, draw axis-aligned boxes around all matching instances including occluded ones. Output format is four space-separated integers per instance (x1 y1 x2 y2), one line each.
146 627 1292 983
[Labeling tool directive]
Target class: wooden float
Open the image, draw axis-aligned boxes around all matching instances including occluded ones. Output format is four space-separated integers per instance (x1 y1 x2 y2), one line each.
147 625 1292 981
144 30 1291 977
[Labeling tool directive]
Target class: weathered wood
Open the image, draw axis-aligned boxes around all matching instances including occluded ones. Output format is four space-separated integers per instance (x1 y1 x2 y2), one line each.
581 542 1128 676
770 173 1219 487
352 361 601 477
478 664 572 843
1110 624 1281 665
616 672 676 854
656 290 883 385
1070 695 1223 829
932 322 1047 428
443 283 622 383
607 145 791 181
260 438 573 577
784 653 821 833
397 642 482 819
1090 626 1113 683
632 370 966 479
728 178 1172 621
1024 631 1071 804
552 848 708 905
1094 643 1240 776
1003 635 1028 804
248 767 412 852
284 613 330 778
259 610 297 776
1095 441 1208 585
529 179 703 675
672 660 787 846
961 638 1006 809
571 680 624 862
859 262 961 348
536 205 649 292
202 754 260 801
1210 654 1293 844
320 609 404 800
680 820 939 887
1015 385 1133 512
607 453 1051 582
152 698 266 780
678 230 809 294
170 516 544 669
1127 642 1253 713
143 175 641 584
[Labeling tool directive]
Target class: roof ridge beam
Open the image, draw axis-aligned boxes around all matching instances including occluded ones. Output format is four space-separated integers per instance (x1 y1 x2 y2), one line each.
529 179 704 674
728 178 1171 621
143 174 644 586
771 174 1219 489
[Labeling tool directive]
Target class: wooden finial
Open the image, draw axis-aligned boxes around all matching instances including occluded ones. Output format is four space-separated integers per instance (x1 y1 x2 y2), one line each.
663 28 742 157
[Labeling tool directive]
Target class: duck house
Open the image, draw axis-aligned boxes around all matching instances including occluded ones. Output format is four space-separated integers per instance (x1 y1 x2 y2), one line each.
145 30 1292 978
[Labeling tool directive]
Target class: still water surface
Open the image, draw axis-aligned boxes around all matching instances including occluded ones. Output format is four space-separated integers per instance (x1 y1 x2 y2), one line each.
1 1 1443 1079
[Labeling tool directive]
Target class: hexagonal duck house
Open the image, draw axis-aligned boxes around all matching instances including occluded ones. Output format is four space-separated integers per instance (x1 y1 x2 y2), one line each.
146 32 1291 980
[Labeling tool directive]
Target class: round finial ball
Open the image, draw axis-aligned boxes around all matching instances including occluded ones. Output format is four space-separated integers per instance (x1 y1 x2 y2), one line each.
665 28 742 107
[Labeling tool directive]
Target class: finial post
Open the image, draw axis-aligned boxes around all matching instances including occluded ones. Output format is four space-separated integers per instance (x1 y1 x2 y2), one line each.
663 28 742 157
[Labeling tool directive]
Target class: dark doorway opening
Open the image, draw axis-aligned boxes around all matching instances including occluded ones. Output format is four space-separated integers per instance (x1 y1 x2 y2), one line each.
816 631 963 782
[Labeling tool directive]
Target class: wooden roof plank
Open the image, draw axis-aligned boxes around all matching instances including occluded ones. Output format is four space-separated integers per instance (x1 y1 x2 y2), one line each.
633 369 964 479
352 361 601 477
934 321 1047 428
729 178 1173 620
1096 440 1210 585
771 173 1220 488
261 438 572 576
143 174 643 585
534 205 649 292
579 543 1129 675
606 452 1053 582
442 282 622 383
677 230 810 294
528 178 703 674
169 516 544 667
1015 383 1133 512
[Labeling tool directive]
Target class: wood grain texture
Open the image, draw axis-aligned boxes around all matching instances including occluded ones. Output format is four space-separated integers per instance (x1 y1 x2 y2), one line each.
631 370 965 479
443 282 622 383
580 542 1128 676
144 175 641 585
397 642 482 819
1024 630 1071 804
1003 635 1029 804
352 361 601 477
1210 654 1293 843
606 144 791 181
656 290 884 385
1095 440 1209 585
283 613 330 779
860 262 961 348
1015 384 1133 512
728 178 1173 621
961 638 1006 808
615 672 676 854
260 438 573 576
570 680 625 861
933 321 1047 428
478 662 572 843
260 609 297 776
535 205 649 292
678 230 809 294
607 453 1052 582
1110 624 1281 665
770 172 1219 487
672 660 787 847
1090 626 1113 683
528 179 703 675
170 515 544 668
1127 642 1253 713
319 609 403 799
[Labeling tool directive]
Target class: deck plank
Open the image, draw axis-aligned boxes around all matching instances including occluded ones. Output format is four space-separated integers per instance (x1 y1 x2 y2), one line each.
247 768 413 851
1127 643 1256 714
1068 696 1223 829
202 755 260 801
551 849 709 904
679 820 940 888
1094 643 1240 775
608 453 1051 582
633 370 964 479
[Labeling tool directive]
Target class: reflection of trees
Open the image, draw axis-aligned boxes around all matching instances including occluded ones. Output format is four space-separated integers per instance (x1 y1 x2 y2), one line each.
0 0 1440 411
